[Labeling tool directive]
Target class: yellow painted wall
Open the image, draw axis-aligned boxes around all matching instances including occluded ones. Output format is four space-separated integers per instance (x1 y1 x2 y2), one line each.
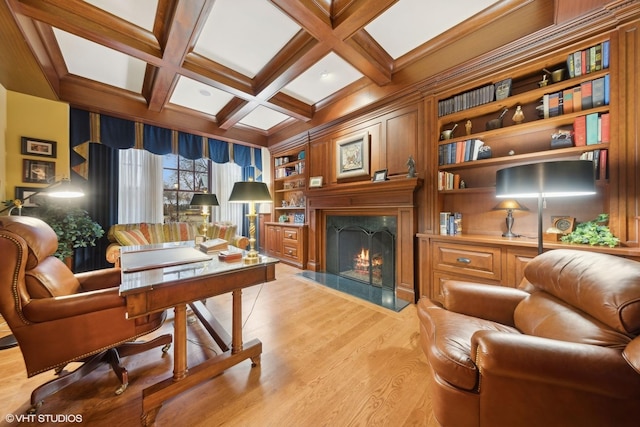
5 91 69 203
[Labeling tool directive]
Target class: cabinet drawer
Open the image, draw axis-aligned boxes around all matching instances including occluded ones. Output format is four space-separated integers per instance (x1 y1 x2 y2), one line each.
283 228 299 241
432 271 500 302
432 242 501 281
282 244 298 259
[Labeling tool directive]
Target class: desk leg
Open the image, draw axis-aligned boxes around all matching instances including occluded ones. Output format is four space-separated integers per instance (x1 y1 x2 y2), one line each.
173 304 188 380
232 289 260 367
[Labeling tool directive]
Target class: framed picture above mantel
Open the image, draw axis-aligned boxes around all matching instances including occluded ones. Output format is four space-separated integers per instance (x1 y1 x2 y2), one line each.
335 131 369 179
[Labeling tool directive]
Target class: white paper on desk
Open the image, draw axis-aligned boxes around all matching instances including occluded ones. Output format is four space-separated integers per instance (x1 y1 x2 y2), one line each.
121 246 213 273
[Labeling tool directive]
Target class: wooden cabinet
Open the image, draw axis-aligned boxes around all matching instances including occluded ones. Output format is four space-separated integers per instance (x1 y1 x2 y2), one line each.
265 222 307 268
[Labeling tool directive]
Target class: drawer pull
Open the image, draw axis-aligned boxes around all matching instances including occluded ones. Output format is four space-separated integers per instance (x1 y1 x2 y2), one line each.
287 250 293 255
456 257 471 264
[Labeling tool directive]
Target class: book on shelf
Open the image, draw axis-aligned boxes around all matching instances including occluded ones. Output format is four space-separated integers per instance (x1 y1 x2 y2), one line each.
199 238 228 253
548 92 561 117
573 115 587 146
562 88 574 114
580 149 609 181
592 77 605 107
585 113 599 145
604 74 610 105
600 113 610 143
572 86 582 112
440 212 450 235
580 81 593 110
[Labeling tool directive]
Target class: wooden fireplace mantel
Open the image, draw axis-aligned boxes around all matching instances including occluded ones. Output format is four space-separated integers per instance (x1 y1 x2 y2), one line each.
305 177 423 302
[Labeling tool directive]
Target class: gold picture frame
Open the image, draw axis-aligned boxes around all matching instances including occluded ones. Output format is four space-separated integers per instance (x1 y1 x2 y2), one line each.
335 132 369 179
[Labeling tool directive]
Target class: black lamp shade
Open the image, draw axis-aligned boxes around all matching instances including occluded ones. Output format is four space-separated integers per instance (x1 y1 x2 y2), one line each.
496 160 596 198
228 181 272 203
190 193 219 206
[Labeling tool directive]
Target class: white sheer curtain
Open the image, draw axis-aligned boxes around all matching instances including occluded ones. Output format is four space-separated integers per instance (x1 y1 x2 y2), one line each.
118 148 164 223
210 162 243 226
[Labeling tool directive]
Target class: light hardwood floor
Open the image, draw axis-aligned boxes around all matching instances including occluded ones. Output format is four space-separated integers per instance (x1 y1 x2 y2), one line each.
0 263 438 426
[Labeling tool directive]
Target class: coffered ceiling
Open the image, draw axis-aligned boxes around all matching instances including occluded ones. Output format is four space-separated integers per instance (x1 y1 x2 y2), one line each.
0 0 557 147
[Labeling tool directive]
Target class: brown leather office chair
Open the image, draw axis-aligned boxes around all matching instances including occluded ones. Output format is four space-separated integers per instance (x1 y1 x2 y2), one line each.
0 216 172 413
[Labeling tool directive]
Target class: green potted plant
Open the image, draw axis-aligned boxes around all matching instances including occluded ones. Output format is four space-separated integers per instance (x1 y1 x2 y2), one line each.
560 214 620 248
33 199 104 262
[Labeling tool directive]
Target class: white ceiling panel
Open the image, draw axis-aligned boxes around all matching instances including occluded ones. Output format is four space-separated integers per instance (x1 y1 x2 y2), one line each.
239 105 291 130
194 0 301 78
82 0 158 31
281 52 364 105
53 28 146 93
169 76 235 116
366 0 499 59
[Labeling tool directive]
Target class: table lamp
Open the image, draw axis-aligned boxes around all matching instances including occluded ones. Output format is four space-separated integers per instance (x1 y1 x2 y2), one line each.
496 160 595 254
189 193 219 236
0 177 84 216
228 180 272 264
493 199 528 237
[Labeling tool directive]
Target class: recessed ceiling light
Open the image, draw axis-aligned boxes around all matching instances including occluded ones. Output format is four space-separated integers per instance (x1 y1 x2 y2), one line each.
320 70 330 79
199 89 211 96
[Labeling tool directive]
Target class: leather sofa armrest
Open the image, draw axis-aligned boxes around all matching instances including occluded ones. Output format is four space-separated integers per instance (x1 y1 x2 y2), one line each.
443 281 529 326
22 287 125 323
472 330 640 399
76 267 121 291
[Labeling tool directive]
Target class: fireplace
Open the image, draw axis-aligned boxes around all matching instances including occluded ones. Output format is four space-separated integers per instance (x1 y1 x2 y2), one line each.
326 216 396 290
305 178 423 302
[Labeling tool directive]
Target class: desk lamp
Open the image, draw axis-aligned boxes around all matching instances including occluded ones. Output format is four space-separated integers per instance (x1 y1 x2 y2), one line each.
228 180 272 264
0 178 84 216
189 193 219 236
496 160 595 254
493 200 528 237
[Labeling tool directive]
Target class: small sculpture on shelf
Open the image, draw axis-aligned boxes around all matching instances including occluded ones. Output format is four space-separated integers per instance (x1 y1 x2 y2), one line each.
465 120 472 135
486 107 508 130
406 155 416 178
512 105 525 124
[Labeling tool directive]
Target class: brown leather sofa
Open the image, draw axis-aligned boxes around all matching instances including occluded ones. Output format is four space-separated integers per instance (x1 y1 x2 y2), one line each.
0 216 172 412
417 249 640 427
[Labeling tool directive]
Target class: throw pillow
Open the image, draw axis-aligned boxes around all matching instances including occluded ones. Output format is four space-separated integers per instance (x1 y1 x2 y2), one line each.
114 229 150 246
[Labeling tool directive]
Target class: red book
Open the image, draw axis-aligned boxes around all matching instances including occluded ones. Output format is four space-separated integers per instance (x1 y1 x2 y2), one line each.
573 116 586 146
599 149 608 180
600 113 610 143
573 87 582 112
580 81 593 110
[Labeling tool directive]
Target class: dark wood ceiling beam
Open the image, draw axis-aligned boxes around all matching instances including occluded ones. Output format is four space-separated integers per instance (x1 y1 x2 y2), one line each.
13 0 162 64
146 0 214 111
268 93 314 121
269 0 391 84
216 99 259 130
331 0 398 38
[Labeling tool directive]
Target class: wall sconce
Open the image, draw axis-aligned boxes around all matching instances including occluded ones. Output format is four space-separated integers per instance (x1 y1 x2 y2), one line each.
228 180 272 264
496 160 595 254
493 200 528 237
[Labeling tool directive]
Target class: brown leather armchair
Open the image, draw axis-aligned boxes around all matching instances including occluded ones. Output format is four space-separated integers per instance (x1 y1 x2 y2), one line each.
417 249 640 427
0 216 172 412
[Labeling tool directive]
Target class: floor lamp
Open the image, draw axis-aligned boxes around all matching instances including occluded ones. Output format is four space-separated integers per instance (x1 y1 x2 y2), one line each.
495 160 596 254
228 180 272 264
0 178 84 350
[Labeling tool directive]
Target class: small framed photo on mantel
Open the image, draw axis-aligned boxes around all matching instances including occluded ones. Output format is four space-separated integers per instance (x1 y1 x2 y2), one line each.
21 136 57 158
309 176 323 188
372 169 388 182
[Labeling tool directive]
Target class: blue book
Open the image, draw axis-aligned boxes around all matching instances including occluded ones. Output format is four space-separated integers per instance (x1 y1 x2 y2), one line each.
604 74 610 105
586 113 599 145
602 40 610 69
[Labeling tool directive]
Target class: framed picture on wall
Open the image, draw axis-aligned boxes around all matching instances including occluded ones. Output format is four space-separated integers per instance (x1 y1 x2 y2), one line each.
15 186 44 207
309 176 323 188
23 159 55 183
335 131 369 179
21 136 57 158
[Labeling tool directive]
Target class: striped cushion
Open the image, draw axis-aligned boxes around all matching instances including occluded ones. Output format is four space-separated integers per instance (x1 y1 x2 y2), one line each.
207 223 238 241
113 229 150 246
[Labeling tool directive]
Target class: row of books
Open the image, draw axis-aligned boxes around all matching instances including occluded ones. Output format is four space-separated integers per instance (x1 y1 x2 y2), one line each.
437 83 495 117
437 171 461 191
567 40 609 78
438 139 485 166
541 75 609 118
580 149 608 181
274 161 304 179
573 112 610 146
440 212 462 235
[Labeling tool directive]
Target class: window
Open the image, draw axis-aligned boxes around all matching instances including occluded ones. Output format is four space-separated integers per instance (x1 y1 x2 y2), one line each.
162 154 210 222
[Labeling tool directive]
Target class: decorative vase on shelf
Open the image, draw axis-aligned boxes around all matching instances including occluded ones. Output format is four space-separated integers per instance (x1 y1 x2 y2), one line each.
512 105 525 124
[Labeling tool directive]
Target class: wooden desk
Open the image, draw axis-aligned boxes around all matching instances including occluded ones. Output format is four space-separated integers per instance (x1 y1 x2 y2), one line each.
119 246 278 426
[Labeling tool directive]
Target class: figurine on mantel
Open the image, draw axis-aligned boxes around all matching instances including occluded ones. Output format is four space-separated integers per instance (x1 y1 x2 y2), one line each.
512 105 525 124
465 120 472 135
406 155 416 178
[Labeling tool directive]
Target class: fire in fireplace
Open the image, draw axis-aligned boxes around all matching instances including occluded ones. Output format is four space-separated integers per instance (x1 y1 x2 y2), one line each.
326 216 396 290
